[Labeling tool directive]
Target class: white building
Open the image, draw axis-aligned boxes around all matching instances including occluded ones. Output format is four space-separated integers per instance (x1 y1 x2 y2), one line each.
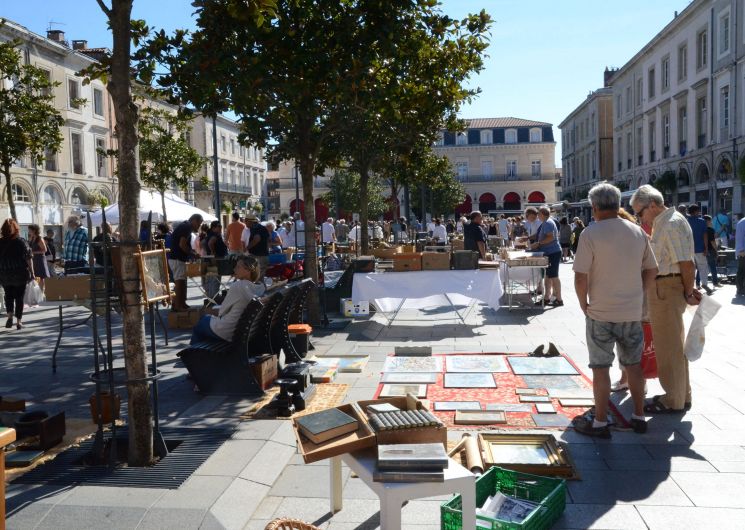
609 0 744 214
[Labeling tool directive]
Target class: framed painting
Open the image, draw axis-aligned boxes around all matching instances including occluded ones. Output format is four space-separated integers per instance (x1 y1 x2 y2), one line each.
446 355 509 373
478 433 578 479
136 248 171 306
381 372 439 384
382 356 442 373
379 384 427 398
433 401 482 411
443 373 496 388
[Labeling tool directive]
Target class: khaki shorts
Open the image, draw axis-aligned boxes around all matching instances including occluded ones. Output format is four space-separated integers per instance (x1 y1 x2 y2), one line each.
168 259 187 281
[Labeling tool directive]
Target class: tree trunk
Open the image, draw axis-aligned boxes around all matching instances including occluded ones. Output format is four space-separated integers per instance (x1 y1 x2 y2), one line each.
160 191 168 224
105 0 153 466
359 167 370 254
299 158 320 325
3 165 17 221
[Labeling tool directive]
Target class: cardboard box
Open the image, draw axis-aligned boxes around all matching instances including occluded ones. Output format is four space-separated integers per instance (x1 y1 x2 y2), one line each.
293 402 376 463
341 298 370 317
357 396 447 446
451 238 464 250
248 354 278 390
392 252 422 272
45 275 93 301
421 251 451 270
167 309 201 329
401 244 416 253
372 247 401 259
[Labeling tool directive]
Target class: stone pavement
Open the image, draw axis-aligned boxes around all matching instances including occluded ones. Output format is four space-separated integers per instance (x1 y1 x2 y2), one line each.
2 265 745 529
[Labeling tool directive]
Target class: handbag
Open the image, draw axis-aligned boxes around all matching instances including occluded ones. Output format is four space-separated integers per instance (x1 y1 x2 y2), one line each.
24 279 44 306
640 322 657 379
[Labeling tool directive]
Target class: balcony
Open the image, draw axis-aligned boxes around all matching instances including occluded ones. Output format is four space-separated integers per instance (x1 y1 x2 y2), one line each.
193 181 253 195
454 173 550 183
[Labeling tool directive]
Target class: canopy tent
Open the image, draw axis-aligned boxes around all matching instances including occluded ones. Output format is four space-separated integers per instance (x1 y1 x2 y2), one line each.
85 190 216 225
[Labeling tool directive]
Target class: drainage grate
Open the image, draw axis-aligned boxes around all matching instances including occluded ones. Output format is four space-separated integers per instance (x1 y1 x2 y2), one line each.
12 427 232 489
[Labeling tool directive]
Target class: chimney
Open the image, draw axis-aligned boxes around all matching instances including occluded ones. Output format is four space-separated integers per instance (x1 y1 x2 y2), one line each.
603 66 618 88
72 40 87 50
47 30 66 44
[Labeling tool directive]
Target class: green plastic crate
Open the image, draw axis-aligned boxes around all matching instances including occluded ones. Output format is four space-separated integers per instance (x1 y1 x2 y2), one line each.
441 466 566 530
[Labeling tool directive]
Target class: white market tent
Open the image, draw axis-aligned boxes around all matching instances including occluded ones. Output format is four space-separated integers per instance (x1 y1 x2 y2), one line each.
85 189 216 225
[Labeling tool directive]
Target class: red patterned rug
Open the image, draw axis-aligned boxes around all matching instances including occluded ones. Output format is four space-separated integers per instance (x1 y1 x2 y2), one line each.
373 352 630 430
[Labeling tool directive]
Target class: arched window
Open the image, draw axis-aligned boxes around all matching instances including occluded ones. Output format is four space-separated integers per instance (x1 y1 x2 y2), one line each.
71 187 89 206
11 184 31 203
527 191 545 203
505 129 517 144
695 164 710 185
503 192 521 211
529 128 542 142
456 132 468 145
478 193 496 213
43 186 62 205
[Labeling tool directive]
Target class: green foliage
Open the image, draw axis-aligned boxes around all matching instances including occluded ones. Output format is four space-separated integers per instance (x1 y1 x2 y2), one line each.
654 170 677 195
87 188 110 208
252 201 264 214
323 169 388 219
0 28 64 220
138 104 207 200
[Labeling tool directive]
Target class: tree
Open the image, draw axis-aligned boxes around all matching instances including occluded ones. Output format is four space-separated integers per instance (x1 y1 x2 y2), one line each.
323 169 387 220
654 170 677 204
138 105 206 221
0 32 63 220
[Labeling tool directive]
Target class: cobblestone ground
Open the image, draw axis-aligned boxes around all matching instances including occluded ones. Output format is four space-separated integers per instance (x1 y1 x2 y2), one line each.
3 264 745 529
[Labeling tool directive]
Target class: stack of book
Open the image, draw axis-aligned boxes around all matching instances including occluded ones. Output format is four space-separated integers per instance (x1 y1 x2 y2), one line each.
373 443 448 482
295 407 359 444
366 404 443 432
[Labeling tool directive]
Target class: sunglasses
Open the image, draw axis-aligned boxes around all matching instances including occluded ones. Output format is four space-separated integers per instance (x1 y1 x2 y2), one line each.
635 205 648 220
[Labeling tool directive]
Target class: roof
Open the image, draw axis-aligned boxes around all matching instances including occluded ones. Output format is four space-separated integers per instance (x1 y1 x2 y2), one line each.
465 117 552 129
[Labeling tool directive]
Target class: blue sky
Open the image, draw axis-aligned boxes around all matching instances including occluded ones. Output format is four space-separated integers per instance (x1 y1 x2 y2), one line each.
2 0 690 166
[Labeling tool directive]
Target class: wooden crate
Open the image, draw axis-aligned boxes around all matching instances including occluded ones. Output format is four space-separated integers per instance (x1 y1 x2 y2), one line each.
357 397 447 447
392 252 422 272
421 251 451 270
293 403 376 463
372 247 402 259
167 309 201 329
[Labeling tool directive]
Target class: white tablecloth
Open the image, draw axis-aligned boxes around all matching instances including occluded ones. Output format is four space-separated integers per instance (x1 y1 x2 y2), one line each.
352 270 503 312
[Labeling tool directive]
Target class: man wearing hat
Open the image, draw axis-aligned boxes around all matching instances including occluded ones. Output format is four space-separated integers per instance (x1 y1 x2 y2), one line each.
241 214 269 277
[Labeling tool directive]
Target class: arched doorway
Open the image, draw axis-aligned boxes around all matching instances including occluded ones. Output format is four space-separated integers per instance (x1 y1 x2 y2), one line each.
454 194 472 217
478 192 496 213
42 185 63 226
677 167 690 188
527 191 545 204
695 164 710 185
503 192 521 211
314 198 328 224
289 199 304 219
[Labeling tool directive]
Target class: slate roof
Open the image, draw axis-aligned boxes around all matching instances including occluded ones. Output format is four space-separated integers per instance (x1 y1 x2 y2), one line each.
465 117 552 128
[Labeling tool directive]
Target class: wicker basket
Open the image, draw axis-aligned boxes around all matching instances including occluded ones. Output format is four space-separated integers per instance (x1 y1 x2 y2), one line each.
264 519 322 530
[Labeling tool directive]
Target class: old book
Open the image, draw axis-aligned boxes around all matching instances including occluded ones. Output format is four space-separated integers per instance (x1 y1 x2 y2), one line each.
377 443 448 470
295 408 358 444
366 403 400 414
368 414 386 432
373 470 445 482
420 409 443 427
410 409 432 426
374 413 394 430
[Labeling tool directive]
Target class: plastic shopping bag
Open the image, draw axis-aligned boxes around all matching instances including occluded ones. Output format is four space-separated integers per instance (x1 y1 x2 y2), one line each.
640 322 657 379
23 279 44 306
684 296 722 362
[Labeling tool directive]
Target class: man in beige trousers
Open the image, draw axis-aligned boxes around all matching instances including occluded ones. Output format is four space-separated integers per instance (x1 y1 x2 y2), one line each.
631 185 701 413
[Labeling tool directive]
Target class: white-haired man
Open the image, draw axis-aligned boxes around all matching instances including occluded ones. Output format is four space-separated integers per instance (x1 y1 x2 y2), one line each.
631 184 701 413
322 217 336 244
63 215 89 274
573 183 658 437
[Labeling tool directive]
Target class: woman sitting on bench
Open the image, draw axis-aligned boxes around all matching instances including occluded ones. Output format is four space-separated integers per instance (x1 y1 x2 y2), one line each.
190 256 266 344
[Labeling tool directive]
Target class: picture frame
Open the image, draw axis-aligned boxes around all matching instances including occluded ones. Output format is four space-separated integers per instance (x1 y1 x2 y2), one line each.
379 384 428 398
383 356 442 373
433 401 482 411
444 373 497 388
136 248 171 306
454 410 507 425
381 372 439 384
478 433 578 479
445 355 509 373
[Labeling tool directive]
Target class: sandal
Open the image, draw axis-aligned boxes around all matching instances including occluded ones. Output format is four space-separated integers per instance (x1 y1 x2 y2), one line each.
643 397 685 414
611 380 629 392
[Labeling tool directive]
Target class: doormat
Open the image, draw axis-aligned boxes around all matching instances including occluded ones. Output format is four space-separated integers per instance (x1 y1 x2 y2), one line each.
373 352 630 431
240 383 349 420
11 426 231 489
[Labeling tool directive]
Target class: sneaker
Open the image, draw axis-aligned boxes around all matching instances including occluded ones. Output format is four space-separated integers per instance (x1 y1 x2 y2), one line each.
572 416 611 438
631 417 648 434
702 285 713 295
610 380 629 392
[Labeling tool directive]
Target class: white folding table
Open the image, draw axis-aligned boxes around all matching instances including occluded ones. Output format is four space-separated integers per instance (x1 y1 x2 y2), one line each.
329 450 476 530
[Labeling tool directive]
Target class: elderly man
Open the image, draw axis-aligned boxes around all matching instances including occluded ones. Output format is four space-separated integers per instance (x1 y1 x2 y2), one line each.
63 215 89 274
335 218 349 243
168 213 203 311
573 184 658 437
631 185 701 413
322 217 336 245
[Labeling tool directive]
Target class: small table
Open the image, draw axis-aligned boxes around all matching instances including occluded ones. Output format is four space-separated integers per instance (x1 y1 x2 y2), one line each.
1 427 17 529
329 450 475 530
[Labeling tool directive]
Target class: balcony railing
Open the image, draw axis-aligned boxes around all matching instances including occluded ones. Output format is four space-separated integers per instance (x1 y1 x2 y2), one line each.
454 173 550 183
193 181 253 195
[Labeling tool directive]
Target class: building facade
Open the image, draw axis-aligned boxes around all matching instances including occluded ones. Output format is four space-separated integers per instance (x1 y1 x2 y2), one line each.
609 0 744 215
559 86 614 202
433 117 558 214
0 22 115 239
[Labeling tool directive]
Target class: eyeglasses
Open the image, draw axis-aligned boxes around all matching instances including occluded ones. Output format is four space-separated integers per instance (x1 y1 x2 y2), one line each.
635 206 648 220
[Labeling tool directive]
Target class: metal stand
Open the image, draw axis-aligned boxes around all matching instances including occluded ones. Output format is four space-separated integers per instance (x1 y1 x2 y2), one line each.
380 294 469 327
503 262 548 311
52 306 107 373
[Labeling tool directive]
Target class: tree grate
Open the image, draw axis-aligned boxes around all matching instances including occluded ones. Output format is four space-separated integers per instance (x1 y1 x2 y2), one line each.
11 427 232 489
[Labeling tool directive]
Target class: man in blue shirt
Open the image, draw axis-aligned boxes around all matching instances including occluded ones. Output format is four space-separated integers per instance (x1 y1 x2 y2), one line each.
736 214 745 297
63 215 89 274
687 204 712 295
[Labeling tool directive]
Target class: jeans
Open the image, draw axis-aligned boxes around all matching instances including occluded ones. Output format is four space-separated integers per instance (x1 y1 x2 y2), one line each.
693 253 710 287
3 284 26 320
737 256 745 295
705 253 719 285
190 315 221 345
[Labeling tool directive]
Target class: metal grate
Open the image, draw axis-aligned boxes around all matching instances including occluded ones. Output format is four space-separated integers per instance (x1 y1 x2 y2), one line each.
12 427 231 489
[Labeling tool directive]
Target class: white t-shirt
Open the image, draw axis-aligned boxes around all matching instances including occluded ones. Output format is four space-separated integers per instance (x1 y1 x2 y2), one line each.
240 227 252 250
572 217 658 322
498 219 509 238
209 280 266 341
322 222 335 243
432 224 448 241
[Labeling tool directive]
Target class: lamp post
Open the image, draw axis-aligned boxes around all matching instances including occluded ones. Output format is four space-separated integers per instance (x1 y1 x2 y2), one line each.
212 115 221 220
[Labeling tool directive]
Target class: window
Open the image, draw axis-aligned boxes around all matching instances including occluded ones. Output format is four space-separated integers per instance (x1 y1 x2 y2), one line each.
636 77 643 106
96 137 107 177
721 86 730 129
663 113 670 151
529 128 541 142
230 138 235 155
626 131 632 168
43 186 61 204
230 169 235 184
696 96 707 147
39 69 52 97
697 30 707 69
480 160 493 177
221 166 227 182
11 184 30 203
648 67 655 99
531 160 541 177
455 161 468 178
616 95 622 119
480 129 492 144
44 146 57 172
505 129 517 144
649 121 656 161
636 125 643 164
93 87 104 117
220 135 226 152
435 132 444 146
506 160 517 178
661 57 670 91
617 137 623 169
719 11 730 56
456 132 467 145
71 131 83 174
679 105 687 142
67 78 80 109
678 44 688 81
